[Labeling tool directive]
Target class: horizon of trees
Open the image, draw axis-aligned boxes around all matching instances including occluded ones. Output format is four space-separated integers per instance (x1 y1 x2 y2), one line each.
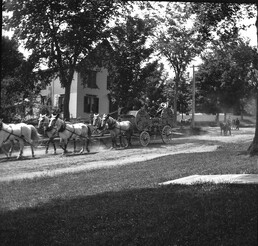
2 1 257 124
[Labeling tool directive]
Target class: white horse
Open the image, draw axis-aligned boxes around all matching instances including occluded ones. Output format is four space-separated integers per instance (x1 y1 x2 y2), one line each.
100 114 133 149
92 113 107 136
48 114 91 154
38 114 58 154
93 114 102 130
0 119 39 159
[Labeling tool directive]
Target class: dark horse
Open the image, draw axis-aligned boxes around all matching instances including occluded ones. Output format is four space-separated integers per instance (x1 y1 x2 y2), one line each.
220 121 231 136
101 114 133 149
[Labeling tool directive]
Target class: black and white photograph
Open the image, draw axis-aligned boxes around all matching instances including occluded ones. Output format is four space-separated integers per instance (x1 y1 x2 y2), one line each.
1 1 258 245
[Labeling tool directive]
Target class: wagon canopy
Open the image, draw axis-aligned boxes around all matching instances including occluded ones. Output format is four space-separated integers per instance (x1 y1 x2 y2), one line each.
135 109 151 131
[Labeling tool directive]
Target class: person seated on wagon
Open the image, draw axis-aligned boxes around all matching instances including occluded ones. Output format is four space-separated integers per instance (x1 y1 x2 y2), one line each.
156 102 167 117
149 105 157 118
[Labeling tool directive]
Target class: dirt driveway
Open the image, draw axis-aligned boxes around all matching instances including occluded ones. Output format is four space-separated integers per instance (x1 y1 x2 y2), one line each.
0 127 254 182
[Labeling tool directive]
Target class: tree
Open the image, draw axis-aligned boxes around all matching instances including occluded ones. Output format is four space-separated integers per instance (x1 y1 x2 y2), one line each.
177 75 192 118
191 2 258 155
3 0 122 120
196 38 256 120
152 2 204 125
163 73 191 120
1 36 41 122
103 16 156 109
144 62 167 107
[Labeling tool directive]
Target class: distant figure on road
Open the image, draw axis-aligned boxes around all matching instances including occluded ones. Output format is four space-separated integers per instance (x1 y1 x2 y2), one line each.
235 118 240 130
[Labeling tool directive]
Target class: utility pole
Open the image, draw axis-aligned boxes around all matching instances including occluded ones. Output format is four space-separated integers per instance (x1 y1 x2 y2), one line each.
191 65 196 128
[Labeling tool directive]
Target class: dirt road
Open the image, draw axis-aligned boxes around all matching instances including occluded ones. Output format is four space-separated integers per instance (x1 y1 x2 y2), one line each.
0 127 254 182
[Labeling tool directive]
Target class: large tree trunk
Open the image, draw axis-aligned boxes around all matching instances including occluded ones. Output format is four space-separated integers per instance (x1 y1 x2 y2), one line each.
60 68 74 121
247 4 258 155
223 112 227 122
215 112 219 123
63 83 71 121
248 91 258 155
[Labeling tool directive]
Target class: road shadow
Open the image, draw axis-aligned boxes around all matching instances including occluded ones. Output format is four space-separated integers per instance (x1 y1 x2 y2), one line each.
64 151 98 157
0 156 41 163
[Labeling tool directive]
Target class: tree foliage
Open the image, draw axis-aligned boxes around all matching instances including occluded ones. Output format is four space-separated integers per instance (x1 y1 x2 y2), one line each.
190 2 256 43
103 16 159 109
3 0 122 120
1 36 42 122
191 2 258 154
151 2 204 124
196 38 257 116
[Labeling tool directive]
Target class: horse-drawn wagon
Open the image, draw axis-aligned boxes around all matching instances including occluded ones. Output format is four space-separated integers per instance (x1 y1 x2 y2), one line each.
120 106 174 147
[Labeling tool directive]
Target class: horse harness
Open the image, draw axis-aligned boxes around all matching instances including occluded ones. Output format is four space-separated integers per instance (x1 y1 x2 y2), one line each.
57 121 89 141
107 120 117 130
1 125 14 144
41 119 58 138
106 118 127 135
0 124 32 145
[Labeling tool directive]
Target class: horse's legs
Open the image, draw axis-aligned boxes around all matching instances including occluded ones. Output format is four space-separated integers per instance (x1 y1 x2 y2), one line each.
73 139 76 153
119 135 122 147
52 139 57 154
78 138 84 154
47 137 57 154
46 139 51 154
8 140 15 157
59 139 67 154
111 137 117 149
64 139 69 154
59 140 64 151
127 132 132 147
128 129 133 147
86 137 90 153
17 140 24 159
30 145 35 158
1 146 9 158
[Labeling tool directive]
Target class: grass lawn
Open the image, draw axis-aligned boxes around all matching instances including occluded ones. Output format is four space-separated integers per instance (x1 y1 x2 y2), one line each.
0 141 258 245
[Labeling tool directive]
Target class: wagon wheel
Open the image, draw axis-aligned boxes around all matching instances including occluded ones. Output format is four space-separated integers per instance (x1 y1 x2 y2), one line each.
161 125 173 144
139 131 150 147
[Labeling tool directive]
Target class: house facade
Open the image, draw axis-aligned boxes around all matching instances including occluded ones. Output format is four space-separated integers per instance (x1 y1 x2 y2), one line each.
40 68 111 122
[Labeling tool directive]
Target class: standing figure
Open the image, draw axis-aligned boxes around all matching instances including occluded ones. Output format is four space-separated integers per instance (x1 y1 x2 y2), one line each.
235 118 240 130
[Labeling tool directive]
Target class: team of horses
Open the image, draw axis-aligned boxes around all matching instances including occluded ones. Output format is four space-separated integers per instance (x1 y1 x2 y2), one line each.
0 113 132 159
0 113 235 159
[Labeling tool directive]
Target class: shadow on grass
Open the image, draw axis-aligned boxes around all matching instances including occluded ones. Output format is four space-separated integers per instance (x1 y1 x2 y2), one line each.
65 151 99 157
0 156 41 163
1 183 257 246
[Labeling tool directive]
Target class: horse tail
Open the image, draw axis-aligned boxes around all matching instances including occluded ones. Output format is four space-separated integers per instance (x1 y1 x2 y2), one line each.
88 125 92 138
30 125 40 141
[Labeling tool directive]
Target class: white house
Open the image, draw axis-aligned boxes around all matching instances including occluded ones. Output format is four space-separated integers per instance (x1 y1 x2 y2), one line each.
40 67 111 122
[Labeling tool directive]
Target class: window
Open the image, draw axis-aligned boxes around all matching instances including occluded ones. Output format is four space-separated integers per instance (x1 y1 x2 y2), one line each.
84 95 99 113
41 96 47 105
83 71 98 88
58 94 64 112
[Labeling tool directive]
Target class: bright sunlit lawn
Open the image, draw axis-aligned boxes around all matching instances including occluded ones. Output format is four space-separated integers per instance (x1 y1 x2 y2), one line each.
0 141 258 245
